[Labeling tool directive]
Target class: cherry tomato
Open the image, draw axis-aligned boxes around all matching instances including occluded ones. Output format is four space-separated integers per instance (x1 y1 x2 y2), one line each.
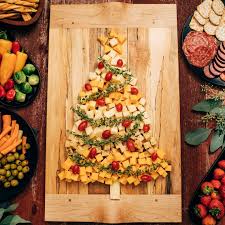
126 139 136 152
78 121 88 131
89 148 97 159
71 165 80 174
6 89 16 101
143 124 150 133
102 130 111 139
84 83 92 91
0 85 6 99
151 152 158 161
98 61 104 69
96 97 105 106
131 87 138 95
122 120 132 128
4 79 14 91
111 161 120 171
105 72 113 81
141 174 152 182
115 103 123 112
117 59 123 67
12 41 21 54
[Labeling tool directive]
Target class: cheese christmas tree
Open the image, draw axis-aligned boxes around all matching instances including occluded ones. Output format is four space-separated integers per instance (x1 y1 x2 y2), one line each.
58 30 171 186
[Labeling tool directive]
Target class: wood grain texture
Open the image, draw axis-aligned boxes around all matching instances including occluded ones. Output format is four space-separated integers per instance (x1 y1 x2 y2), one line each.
9 0 225 225
46 3 180 223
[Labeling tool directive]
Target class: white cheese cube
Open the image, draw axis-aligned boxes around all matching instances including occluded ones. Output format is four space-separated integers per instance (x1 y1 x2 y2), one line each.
144 118 151 124
111 127 118 135
75 120 82 127
139 98 146 106
137 135 144 142
108 50 117 59
137 105 145 112
133 111 139 116
108 103 115 109
113 74 125 83
118 124 124 131
86 110 94 119
102 54 111 61
123 111 130 117
130 77 137 86
86 126 93 136
95 68 102 75
143 112 150 119
109 38 118 47
79 105 88 111
104 108 116 118
105 97 112 104
115 112 123 118
143 142 151 149
127 105 137 113
89 72 97 80
94 110 102 119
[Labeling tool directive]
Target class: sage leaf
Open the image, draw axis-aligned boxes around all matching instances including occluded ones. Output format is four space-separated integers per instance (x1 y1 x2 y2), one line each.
222 141 225 150
5 204 19 213
192 99 222 113
185 128 212 146
210 132 224 153
210 106 225 115
0 215 30 225
0 209 4 221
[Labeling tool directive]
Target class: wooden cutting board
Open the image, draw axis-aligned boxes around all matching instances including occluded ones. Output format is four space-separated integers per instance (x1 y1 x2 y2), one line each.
46 3 181 223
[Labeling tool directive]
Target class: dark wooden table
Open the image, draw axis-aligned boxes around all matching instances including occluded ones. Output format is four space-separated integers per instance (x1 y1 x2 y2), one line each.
4 0 223 224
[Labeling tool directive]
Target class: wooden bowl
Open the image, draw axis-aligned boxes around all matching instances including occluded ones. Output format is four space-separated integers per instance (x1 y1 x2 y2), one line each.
0 0 44 26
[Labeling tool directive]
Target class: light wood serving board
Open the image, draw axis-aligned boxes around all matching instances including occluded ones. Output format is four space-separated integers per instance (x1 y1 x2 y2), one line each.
46 3 181 223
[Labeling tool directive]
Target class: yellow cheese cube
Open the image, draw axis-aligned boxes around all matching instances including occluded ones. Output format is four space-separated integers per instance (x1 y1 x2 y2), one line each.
101 159 110 167
138 158 146 165
157 149 165 159
157 167 166 176
98 177 105 183
92 87 98 93
71 174 79 181
82 149 90 158
130 157 137 165
127 176 136 184
146 157 152 165
161 161 168 169
151 172 159 180
134 179 140 186
96 154 103 162
86 166 93 173
91 172 99 181
122 160 130 168
104 45 112 53
65 170 73 179
119 176 128 185
79 167 86 176
97 36 108 45
105 97 112 104
153 158 161 164
58 171 65 180
105 173 112 179
113 44 122 54
112 174 118 182
90 80 99 87
124 151 132 159
107 153 114 162
88 101 96 110
98 80 104 89
99 171 107 178
139 152 146 159
80 175 88 182
79 91 86 97
124 85 131 92
109 29 118 38
62 158 74 170
105 178 113 185
162 171 168 178
117 35 126 44
165 165 172 172
131 152 139 158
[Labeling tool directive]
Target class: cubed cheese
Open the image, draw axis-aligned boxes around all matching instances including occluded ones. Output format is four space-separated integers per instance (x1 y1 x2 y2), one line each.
107 50 117 59
143 142 151 149
108 103 115 109
94 110 102 119
144 118 151 124
139 98 146 106
62 158 74 170
114 44 122 54
137 105 145 112
151 172 159 180
99 171 107 178
143 112 150 119
134 179 140 186
109 38 118 47
58 171 65 180
139 152 146 159
71 174 79 181
109 29 118 37
88 101 96 110
89 72 97 80
165 165 172 172
102 54 111 61
150 137 157 146
95 68 102 75
129 77 137 86
105 97 112 104
111 56 121 66
85 126 93 136
117 34 126 44
127 176 136 184
161 161 168 168
138 158 146 165
119 176 128 185
97 36 108 45
123 110 130 117
91 172 99 181
80 175 88 182
86 166 93 173
86 110 94 119
146 157 152 165
130 157 137 165
104 108 116 118
122 160 130 168
111 126 118 135
80 167 86 176
104 45 111 53
157 149 165 159
115 112 123 118
127 105 137 113
105 178 113 185
157 167 166 176
96 154 103 162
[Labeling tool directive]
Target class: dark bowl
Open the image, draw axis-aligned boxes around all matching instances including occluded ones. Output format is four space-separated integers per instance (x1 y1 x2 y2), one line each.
181 15 225 87
0 107 38 202
0 30 41 108
0 0 44 27
189 148 225 224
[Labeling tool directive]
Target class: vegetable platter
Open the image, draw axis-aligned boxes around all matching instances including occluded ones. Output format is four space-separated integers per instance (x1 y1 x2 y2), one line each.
0 30 40 108
0 107 38 202
46 3 181 223
182 0 225 87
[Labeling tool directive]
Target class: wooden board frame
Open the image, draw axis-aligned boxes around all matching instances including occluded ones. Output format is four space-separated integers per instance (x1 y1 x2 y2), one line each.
46 3 181 223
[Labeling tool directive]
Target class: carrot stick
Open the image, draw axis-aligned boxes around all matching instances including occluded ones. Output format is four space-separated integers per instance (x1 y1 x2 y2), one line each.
11 120 16 136
1 139 22 155
0 125 11 140
0 136 8 146
2 115 11 130
22 136 27 154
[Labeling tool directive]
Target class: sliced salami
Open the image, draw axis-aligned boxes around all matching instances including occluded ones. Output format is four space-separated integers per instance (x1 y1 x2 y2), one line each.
220 72 225 81
213 60 225 73
204 65 216 79
209 63 221 76
215 57 225 68
219 42 225 55
218 50 225 61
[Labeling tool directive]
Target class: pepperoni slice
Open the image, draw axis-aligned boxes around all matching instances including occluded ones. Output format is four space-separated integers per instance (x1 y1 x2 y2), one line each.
204 65 215 79
209 63 221 76
220 72 225 81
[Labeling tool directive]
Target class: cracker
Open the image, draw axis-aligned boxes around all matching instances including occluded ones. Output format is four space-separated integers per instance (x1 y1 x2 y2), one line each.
194 10 208 25
189 16 204 31
204 21 218 35
197 0 213 18
212 0 224 16
216 24 225 41
209 9 221 25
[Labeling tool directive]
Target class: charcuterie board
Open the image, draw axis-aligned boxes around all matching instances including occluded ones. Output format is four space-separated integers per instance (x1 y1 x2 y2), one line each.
45 3 181 223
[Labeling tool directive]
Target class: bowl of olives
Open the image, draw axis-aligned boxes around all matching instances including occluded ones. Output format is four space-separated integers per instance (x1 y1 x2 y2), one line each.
0 107 38 202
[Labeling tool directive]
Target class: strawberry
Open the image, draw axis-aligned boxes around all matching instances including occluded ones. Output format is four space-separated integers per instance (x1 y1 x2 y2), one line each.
209 199 225 219
211 191 221 200
200 195 212 207
201 182 214 195
202 215 216 225
218 160 225 170
219 185 225 198
213 168 225 180
194 204 207 218
221 176 225 185
211 179 221 189
222 199 225 207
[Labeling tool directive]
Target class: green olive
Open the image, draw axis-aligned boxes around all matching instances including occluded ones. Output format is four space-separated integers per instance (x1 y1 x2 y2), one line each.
4 164 10 170
26 143 31 149
8 176 14 181
0 175 5 181
17 165 22 171
21 160 29 167
7 155 15 162
4 181 10 188
19 154 25 161
17 145 22 151
14 152 19 159
15 160 21 165
22 166 30 174
0 153 3 160
5 171 11 177
18 172 24 180
11 164 17 170
1 158 7 165
0 169 6 175
12 170 18 176
11 179 19 187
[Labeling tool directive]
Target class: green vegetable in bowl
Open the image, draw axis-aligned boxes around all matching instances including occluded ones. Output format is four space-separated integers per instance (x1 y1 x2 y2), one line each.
13 71 26 84
28 74 39 86
23 64 36 75
15 91 26 103
20 82 32 94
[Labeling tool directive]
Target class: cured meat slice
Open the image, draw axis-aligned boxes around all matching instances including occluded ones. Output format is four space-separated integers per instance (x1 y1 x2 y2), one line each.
204 65 216 78
219 42 225 54
182 31 217 68
213 60 225 73
215 57 225 68
209 63 221 76
220 72 225 81
218 50 225 61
